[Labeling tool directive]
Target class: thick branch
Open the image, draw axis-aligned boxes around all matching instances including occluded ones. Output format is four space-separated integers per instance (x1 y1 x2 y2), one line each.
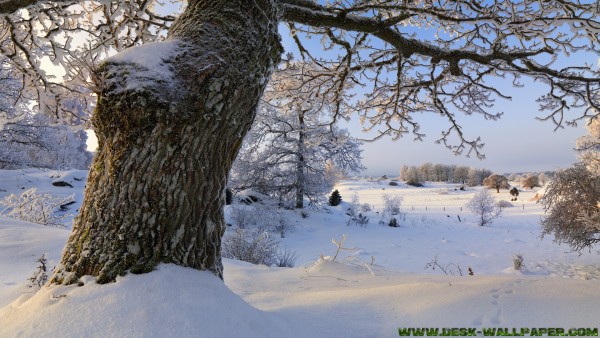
0 0 77 14
281 1 552 65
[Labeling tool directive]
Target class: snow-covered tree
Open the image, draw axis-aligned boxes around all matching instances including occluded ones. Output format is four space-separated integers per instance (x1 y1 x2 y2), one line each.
466 189 502 227
540 164 600 252
521 175 541 190
541 118 600 252
404 166 424 187
1 1 598 284
0 57 91 169
483 174 509 193
453 166 470 185
0 113 92 169
231 63 364 209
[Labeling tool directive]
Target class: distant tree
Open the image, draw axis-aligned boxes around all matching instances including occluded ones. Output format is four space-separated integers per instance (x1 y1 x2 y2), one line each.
521 175 541 190
483 174 509 193
329 190 342 207
508 173 521 182
468 168 493 187
538 173 547 186
405 167 424 187
509 187 519 201
432 163 446 182
399 165 410 182
540 164 600 252
453 166 470 185
466 189 502 227
419 163 434 182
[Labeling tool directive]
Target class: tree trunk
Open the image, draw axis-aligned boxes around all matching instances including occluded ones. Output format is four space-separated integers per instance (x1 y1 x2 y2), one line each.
51 0 282 285
295 109 305 209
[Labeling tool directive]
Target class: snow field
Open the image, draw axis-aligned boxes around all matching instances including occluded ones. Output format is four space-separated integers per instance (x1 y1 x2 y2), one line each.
0 171 598 337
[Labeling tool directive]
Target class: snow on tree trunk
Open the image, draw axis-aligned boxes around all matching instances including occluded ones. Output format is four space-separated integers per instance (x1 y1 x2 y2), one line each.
51 0 282 285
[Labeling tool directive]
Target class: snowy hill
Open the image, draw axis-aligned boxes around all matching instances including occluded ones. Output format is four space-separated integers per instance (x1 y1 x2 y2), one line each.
0 170 599 337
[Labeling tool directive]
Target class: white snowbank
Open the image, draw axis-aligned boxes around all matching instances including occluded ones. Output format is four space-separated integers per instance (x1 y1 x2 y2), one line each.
0 264 297 338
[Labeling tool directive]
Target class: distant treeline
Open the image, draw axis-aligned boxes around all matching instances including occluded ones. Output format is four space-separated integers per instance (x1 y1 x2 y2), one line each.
399 162 554 187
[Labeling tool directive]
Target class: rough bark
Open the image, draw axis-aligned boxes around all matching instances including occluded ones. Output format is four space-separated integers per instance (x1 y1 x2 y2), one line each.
51 0 282 285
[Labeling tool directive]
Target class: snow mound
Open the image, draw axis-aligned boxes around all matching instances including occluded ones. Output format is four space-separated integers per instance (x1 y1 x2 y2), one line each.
0 265 296 338
306 257 383 277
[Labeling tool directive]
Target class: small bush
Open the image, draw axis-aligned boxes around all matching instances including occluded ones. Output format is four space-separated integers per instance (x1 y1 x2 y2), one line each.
28 254 49 288
228 203 258 229
388 217 399 227
222 227 278 266
509 187 519 199
329 189 342 206
382 195 402 218
271 210 291 238
424 255 463 276
346 194 360 217
275 248 298 268
356 213 369 227
389 181 399 186
513 253 525 270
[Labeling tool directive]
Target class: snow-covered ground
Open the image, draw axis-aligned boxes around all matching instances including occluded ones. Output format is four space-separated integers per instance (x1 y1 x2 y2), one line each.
0 170 598 337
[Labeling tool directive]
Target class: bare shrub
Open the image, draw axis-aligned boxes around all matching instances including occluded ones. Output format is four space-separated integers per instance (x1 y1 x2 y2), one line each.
222 227 278 266
0 188 74 227
466 189 502 226
275 248 298 268
513 253 525 271
269 209 292 238
424 255 463 276
360 203 372 213
228 203 258 229
346 194 360 217
331 234 357 262
381 195 403 224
